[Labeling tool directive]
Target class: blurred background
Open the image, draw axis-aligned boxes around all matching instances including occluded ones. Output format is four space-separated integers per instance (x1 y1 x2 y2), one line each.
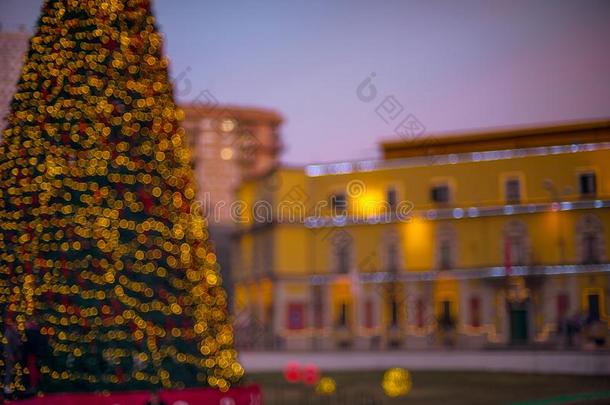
1 1 610 404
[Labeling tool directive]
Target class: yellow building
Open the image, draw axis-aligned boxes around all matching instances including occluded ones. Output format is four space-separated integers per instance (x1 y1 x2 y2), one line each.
233 120 610 350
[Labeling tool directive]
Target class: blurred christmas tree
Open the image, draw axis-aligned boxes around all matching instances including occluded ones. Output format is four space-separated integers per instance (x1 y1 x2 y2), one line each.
0 0 242 394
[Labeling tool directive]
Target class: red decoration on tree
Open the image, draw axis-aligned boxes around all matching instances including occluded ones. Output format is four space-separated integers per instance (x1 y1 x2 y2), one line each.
115 367 124 383
165 318 175 332
94 189 102 204
138 187 154 213
111 299 121 313
105 39 118 50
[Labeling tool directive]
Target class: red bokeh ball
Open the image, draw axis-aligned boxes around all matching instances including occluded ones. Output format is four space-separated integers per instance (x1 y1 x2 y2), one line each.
283 361 302 383
302 364 320 386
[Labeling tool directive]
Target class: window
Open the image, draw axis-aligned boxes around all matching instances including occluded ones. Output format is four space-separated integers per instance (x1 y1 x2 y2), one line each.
505 178 521 204
416 299 425 328
431 184 450 204
440 240 452 270
312 285 324 329
439 300 455 329
579 172 597 197
333 231 353 274
576 215 604 265
364 300 375 329
436 225 456 270
508 235 526 266
504 221 529 267
330 193 347 213
382 231 402 273
582 232 601 264
337 302 349 327
387 187 398 210
287 303 305 330
587 294 600 321
264 304 274 328
337 243 350 274
469 296 481 327
556 293 569 322
389 298 399 327
387 243 398 273
187 128 198 149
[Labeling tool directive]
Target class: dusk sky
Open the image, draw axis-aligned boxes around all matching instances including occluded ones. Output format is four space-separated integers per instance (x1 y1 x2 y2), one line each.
1 0 609 164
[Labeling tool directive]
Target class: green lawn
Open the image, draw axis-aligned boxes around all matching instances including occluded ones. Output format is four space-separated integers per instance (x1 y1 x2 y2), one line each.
243 371 610 405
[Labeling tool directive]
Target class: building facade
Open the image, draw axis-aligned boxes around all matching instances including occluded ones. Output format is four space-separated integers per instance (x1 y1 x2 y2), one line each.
181 104 283 307
233 120 610 350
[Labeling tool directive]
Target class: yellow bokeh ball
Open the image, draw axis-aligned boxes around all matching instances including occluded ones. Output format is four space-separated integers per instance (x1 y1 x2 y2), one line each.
316 376 337 395
382 367 412 397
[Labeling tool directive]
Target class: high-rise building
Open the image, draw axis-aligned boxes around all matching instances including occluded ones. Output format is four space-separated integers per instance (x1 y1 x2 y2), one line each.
181 104 283 305
0 28 30 134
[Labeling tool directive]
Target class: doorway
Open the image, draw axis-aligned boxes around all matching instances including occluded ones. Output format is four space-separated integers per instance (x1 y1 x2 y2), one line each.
587 293 600 321
508 302 529 344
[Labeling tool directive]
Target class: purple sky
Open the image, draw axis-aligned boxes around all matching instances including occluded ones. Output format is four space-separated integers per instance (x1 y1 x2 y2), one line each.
1 0 609 164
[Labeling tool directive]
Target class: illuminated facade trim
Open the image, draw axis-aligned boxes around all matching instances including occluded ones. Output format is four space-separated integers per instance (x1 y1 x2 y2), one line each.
300 263 610 284
302 199 610 228
305 142 610 177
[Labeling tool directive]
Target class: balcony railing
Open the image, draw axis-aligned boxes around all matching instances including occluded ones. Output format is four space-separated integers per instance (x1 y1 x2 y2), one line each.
303 199 610 228
288 263 610 285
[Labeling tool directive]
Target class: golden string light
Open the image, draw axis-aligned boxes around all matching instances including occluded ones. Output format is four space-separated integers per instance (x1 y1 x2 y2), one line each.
0 0 242 394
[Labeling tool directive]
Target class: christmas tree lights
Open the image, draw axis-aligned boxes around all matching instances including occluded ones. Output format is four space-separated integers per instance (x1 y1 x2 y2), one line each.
0 0 242 394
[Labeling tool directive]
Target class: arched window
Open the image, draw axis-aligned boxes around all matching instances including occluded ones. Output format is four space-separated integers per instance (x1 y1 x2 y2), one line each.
337 243 350 273
381 230 403 273
583 233 600 264
440 240 452 270
436 225 456 270
312 285 324 329
337 301 350 327
503 220 530 266
469 296 481 327
387 244 398 272
556 293 569 323
332 231 353 273
576 215 605 264
380 230 403 327
363 298 375 329
416 298 425 328
389 298 399 327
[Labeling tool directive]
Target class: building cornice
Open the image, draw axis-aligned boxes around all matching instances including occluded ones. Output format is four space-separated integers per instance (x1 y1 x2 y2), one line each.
381 118 610 159
180 103 283 126
305 141 610 177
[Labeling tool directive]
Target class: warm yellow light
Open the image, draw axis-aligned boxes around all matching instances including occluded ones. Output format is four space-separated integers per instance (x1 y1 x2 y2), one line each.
316 377 336 395
220 119 236 132
382 368 412 397
220 147 234 160
404 217 432 267
352 189 385 216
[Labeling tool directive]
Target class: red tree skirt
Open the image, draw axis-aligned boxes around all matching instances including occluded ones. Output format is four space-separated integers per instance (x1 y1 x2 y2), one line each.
9 386 261 405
